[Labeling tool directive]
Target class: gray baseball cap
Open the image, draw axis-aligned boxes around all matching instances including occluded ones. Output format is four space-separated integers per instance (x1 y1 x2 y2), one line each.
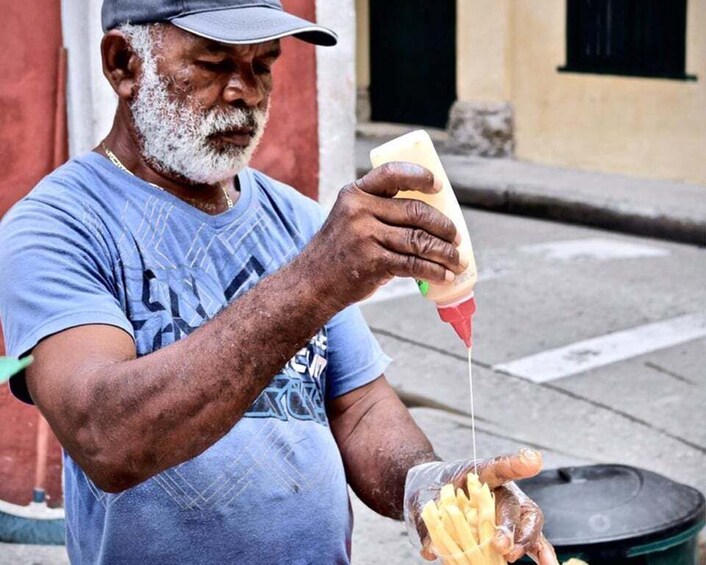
102 0 338 46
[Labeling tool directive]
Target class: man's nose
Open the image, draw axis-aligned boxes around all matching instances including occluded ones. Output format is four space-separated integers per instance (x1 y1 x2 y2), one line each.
223 68 266 108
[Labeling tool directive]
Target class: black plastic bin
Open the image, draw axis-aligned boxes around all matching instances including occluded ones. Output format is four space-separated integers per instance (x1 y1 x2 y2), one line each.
517 465 705 564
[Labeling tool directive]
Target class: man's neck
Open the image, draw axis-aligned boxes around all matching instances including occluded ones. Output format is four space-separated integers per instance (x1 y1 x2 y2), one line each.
98 109 239 215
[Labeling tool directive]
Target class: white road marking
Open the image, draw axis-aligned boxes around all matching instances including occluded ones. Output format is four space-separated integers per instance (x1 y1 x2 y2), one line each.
362 277 420 306
493 314 706 383
517 238 670 261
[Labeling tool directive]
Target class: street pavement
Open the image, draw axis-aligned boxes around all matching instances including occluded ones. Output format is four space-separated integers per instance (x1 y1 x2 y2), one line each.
0 544 67 565
352 207 706 564
2 207 704 564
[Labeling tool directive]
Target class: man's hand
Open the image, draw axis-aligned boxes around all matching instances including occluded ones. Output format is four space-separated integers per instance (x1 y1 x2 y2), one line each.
475 451 557 564
410 450 559 565
306 162 467 310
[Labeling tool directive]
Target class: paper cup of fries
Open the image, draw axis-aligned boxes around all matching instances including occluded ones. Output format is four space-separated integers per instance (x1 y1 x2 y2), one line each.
417 473 507 565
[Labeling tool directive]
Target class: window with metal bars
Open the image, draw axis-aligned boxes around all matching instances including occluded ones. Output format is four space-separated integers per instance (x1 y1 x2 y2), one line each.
559 0 696 80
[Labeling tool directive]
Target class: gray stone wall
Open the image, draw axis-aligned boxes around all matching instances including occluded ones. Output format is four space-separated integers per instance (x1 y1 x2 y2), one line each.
356 86 371 124
445 100 515 158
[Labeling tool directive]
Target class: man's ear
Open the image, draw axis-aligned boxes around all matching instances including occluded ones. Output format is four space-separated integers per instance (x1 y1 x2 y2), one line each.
101 30 142 101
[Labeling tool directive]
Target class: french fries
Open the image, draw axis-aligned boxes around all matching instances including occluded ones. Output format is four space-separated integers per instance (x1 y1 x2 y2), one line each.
420 472 590 565
420 472 507 565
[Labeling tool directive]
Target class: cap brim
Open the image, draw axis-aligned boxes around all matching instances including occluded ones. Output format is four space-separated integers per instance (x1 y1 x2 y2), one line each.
170 6 338 47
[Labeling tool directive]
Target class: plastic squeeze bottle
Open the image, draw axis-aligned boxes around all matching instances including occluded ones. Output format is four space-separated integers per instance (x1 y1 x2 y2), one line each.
370 130 478 347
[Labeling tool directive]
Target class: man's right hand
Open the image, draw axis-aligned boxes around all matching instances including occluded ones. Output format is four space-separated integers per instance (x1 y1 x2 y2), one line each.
306 162 468 309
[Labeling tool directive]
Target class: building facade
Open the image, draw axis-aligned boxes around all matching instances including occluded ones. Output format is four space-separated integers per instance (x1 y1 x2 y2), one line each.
357 0 706 185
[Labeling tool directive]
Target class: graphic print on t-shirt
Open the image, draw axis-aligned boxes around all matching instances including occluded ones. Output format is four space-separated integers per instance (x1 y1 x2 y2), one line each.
121 199 329 427
247 328 329 425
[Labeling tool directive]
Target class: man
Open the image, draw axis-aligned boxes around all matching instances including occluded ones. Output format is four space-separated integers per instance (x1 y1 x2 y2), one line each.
0 1 558 563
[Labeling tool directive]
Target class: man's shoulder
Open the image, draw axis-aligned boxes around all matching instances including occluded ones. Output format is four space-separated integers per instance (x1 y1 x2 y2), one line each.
7 153 106 215
1 154 108 237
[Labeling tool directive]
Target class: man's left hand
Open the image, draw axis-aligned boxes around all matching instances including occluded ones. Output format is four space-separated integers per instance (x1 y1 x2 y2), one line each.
474 450 558 564
408 449 559 564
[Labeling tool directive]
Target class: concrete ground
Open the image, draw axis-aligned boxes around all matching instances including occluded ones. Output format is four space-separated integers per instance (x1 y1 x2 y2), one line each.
0 544 67 565
2 208 704 564
352 207 706 564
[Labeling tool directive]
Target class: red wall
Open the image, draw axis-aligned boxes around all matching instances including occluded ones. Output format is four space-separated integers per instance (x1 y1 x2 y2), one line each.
251 0 320 199
0 0 320 507
0 3 65 214
0 0 65 506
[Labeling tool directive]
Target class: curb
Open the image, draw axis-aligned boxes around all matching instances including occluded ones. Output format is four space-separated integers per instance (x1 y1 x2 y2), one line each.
452 181 706 247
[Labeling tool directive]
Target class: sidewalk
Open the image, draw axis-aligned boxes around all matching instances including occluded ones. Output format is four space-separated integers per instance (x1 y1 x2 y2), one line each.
0 543 67 565
356 124 706 247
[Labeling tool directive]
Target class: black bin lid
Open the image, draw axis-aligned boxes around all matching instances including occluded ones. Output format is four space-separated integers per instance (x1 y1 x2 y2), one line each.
517 465 705 551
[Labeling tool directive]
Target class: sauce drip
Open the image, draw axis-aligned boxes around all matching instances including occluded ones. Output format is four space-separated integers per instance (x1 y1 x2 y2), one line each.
468 347 477 472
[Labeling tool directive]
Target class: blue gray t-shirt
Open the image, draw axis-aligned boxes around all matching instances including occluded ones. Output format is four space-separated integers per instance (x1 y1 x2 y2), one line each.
0 152 391 564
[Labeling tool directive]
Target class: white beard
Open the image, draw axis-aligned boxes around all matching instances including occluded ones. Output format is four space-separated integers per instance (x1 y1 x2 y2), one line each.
129 52 269 185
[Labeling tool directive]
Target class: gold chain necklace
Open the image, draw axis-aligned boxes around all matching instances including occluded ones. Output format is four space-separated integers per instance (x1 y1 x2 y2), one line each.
100 143 234 210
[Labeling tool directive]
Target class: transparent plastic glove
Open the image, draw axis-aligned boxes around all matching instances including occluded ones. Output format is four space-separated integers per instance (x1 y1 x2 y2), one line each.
404 449 559 565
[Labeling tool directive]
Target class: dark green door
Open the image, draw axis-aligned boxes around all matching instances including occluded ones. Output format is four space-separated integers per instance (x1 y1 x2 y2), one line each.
369 0 456 128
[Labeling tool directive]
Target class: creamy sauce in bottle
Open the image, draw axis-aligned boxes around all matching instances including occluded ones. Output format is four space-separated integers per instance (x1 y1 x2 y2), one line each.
371 130 479 466
370 130 477 347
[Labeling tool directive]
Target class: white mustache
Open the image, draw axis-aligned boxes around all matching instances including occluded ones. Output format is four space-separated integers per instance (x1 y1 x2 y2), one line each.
202 108 260 138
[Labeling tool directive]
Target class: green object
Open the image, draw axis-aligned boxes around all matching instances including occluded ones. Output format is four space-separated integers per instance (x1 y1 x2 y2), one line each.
546 524 704 564
0 356 32 384
416 280 430 297
625 521 704 564
517 465 705 565
0 498 65 546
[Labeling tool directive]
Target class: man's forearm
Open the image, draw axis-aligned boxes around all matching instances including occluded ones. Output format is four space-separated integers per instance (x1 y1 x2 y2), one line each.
67 253 340 492
330 378 440 520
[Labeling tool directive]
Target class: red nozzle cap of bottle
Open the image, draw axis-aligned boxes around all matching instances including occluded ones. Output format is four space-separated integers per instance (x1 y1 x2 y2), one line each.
437 296 477 348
